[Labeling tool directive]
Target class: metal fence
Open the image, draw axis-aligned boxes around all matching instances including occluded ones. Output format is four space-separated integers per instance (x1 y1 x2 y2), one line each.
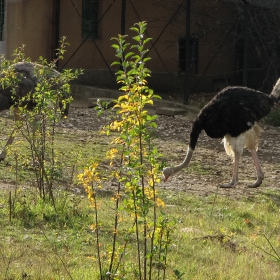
57 0 280 99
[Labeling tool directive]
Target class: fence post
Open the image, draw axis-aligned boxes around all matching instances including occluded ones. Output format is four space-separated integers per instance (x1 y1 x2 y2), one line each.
52 0 60 61
121 0 126 35
184 0 190 104
242 0 249 86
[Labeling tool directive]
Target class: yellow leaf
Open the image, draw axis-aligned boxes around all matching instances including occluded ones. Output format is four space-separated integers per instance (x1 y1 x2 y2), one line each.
118 95 129 101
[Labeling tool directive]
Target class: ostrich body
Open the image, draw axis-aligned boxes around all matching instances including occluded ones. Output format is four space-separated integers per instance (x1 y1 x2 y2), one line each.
163 81 280 188
0 61 67 160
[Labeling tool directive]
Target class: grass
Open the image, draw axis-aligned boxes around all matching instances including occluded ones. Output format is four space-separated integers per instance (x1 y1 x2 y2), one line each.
0 188 280 279
0 116 112 185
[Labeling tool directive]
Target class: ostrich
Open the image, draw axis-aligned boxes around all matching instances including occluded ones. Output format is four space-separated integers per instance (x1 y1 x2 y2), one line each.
163 80 280 188
0 61 68 160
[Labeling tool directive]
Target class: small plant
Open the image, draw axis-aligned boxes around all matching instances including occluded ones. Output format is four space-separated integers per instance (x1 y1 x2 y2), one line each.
0 37 82 208
78 22 175 279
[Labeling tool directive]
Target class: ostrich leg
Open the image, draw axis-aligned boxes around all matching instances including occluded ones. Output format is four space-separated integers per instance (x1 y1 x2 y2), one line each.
247 149 264 188
220 151 241 188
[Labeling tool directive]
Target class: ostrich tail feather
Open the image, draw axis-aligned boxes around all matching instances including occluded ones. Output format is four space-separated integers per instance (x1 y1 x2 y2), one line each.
270 78 280 102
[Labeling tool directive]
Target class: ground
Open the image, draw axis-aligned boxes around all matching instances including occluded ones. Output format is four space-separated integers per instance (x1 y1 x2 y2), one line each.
64 92 280 201
0 92 279 200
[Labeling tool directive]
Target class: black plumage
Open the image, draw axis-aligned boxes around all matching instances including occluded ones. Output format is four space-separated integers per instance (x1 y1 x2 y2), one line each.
0 61 67 160
163 82 280 188
0 62 67 113
190 87 274 150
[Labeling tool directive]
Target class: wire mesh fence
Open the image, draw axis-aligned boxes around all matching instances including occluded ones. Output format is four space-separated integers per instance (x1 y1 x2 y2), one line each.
57 0 280 96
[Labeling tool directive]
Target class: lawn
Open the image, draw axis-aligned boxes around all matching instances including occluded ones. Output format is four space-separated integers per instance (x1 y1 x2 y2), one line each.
0 186 280 279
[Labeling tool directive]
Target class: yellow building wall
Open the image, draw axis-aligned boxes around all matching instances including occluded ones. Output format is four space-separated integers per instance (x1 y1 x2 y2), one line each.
6 0 55 61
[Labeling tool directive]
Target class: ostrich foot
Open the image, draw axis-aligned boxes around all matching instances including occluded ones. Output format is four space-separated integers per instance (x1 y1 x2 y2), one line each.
0 151 7 161
220 179 238 188
247 172 264 188
247 178 263 188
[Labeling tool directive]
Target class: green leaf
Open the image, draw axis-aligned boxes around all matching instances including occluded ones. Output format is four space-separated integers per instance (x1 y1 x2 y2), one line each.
133 36 141 42
111 44 120 50
146 115 157 121
153 94 162 100
130 27 139 33
144 38 152 44
125 52 134 60
143 57 151 63
111 61 121 66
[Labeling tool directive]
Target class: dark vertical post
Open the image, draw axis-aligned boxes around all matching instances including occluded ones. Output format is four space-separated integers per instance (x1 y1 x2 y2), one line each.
121 0 126 35
120 0 126 72
52 0 60 62
184 0 191 104
242 0 249 86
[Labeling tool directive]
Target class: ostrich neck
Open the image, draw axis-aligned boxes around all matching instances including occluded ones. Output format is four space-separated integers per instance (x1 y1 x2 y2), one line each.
173 147 193 173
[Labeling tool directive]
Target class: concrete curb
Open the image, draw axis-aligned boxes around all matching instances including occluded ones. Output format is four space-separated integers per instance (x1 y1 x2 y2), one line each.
71 84 200 116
